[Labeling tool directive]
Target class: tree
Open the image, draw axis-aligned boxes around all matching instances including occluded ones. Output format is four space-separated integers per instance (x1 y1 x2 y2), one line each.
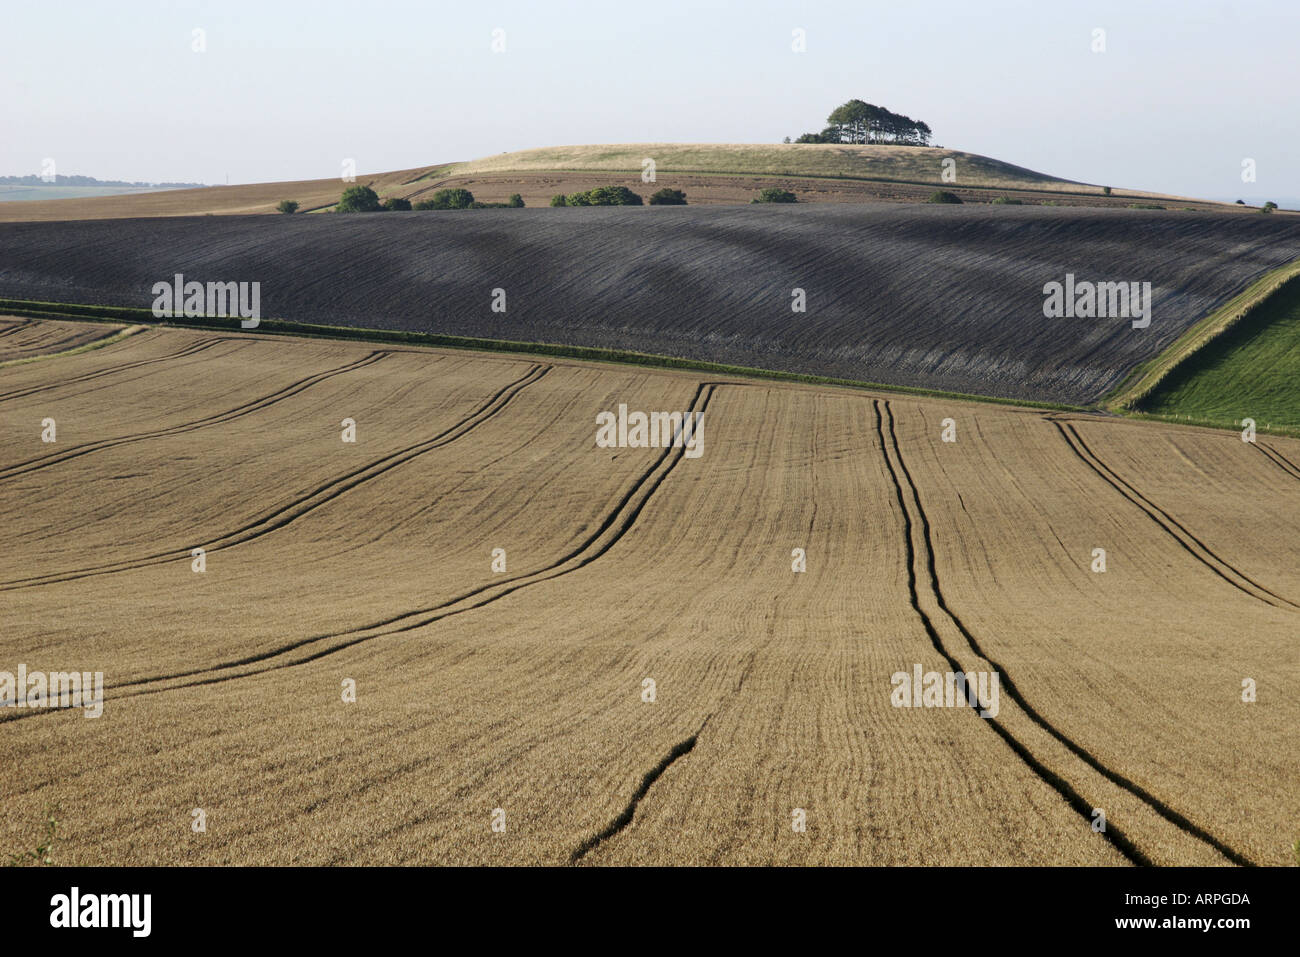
337 185 382 212
820 99 932 146
563 186 642 206
1102 186 1112 196
382 197 412 211
752 188 797 203
827 99 872 143
414 188 475 210
587 186 643 205
648 188 687 205
550 194 568 207
506 193 524 207
276 200 299 214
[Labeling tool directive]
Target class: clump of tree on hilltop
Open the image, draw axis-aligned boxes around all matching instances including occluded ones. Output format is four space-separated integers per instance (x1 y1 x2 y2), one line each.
789 99 933 146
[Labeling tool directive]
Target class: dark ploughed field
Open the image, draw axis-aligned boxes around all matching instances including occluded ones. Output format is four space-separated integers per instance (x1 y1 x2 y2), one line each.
0 204 1295 403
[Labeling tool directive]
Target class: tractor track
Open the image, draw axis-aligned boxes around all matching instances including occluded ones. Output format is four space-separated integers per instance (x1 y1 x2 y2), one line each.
876 399 1252 867
0 318 34 340
1055 421 1298 610
570 716 712 864
0 382 714 718
0 335 234 403
1257 441 1300 480
0 351 390 481
0 363 550 591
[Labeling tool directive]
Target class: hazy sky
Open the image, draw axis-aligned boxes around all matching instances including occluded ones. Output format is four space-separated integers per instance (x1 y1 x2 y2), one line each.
3 0 1295 202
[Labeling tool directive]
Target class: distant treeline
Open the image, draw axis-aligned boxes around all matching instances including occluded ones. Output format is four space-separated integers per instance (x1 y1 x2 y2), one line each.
0 174 206 188
789 99 933 147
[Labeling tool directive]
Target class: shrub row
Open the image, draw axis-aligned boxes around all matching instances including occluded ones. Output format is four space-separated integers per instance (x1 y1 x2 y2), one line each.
312 186 525 213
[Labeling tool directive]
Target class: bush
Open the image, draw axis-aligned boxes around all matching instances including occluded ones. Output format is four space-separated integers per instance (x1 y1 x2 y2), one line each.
382 197 412 211
1102 186 1112 196
337 185 382 213
555 186 643 207
582 185 643 206
1262 201 1278 213
752 188 798 204
926 190 963 204
1127 203 1165 210
276 200 299 214
648 188 687 206
464 196 526 209
991 197 1023 205
414 188 475 211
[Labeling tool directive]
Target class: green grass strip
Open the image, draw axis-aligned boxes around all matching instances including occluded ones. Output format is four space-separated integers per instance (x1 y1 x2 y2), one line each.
1125 274 1300 436
1104 259 1300 413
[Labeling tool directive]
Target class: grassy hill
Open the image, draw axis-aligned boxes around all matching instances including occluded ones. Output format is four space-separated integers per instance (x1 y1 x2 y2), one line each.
0 144 1233 222
440 142 1089 191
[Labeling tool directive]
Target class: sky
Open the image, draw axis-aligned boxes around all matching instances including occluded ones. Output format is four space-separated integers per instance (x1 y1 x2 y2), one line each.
2 0 1296 203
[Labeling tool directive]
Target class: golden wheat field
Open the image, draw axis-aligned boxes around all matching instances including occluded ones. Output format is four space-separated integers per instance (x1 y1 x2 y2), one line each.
0 317 1296 866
